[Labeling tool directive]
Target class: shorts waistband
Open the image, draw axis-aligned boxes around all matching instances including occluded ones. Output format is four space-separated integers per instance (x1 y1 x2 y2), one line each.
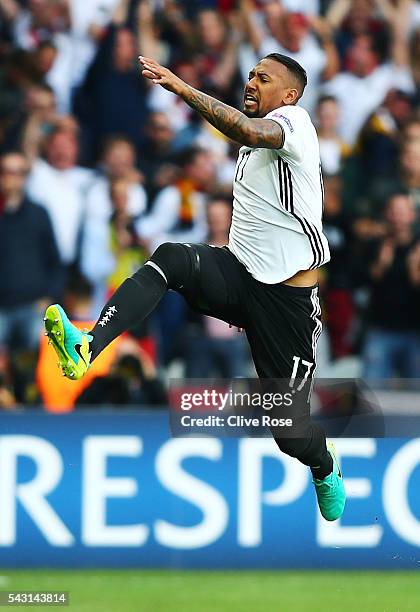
265 281 319 296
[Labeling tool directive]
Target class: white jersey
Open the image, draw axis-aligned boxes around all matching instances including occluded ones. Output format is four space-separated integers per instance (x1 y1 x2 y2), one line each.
228 104 330 284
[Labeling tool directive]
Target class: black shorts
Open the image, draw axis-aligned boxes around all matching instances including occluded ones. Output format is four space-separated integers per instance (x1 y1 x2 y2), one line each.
176 244 322 381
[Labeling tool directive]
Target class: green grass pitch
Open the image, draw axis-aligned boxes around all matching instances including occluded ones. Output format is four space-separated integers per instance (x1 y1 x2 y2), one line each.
1 570 419 612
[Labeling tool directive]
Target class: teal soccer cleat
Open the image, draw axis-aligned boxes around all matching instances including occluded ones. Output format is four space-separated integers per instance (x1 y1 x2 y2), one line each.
44 304 93 380
313 441 346 521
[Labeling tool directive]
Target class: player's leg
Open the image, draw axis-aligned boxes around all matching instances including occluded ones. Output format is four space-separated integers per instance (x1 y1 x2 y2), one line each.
245 283 345 521
45 242 198 378
44 242 245 379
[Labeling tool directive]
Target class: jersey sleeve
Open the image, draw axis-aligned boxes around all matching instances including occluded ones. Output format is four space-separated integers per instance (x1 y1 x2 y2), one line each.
265 105 307 163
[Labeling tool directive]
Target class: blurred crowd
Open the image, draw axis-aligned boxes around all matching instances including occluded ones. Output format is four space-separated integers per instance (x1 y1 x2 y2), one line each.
0 0 420 408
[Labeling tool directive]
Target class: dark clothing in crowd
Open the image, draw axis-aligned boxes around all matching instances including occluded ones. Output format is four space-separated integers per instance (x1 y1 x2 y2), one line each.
76 375 167 407
75 25 148 160
366 239 420 332
0 198 62 307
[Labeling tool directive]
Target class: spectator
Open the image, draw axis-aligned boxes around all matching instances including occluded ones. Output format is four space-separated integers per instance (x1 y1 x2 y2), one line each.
195 8 240 100
0 151 62 352
368 138 420 226
362 192 420 378
81 176 147 314
7 0 67 51
85 135 146 223
323 4 415 146
138 112 177 201
403 116 420 143
0 49 36 137
61 0 120 91
0 349 17 410
326 0 389 64
400 140 420 216
316 94 350 176
322 176 355 359
1 0 74 111
357 88 414 183
239 0 339 115
1 83 57 160
62 272 94 322
76 337 167 406
75 0 148 160
136 147 213 251
173 114 237 192
147 57 202 133
184 197 251 377
26 125 93 266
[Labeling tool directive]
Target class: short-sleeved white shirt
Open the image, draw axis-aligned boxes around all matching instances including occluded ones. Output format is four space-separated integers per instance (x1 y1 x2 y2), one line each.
228 104 330 284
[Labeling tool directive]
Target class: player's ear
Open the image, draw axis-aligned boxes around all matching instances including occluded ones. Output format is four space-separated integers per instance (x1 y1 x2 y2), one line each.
284 87 299 105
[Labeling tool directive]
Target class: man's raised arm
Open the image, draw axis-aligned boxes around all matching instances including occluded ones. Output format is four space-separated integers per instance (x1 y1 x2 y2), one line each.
139 56 284 149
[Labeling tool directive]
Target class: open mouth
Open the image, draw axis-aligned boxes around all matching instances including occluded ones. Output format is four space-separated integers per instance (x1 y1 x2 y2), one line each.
244 93 258 105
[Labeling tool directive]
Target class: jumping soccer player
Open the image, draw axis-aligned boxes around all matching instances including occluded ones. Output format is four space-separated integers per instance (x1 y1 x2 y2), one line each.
44 53 345 521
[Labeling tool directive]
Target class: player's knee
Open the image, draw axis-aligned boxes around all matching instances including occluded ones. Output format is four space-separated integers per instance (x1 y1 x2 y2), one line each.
150 242 179 268
149 242 191 289
275 437 308 459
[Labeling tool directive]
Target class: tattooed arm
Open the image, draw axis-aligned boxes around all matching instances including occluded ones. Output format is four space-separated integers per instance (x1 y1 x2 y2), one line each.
139 56 284 149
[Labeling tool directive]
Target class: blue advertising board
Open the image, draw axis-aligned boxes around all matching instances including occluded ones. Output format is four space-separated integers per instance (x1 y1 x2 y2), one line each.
0 412 419 568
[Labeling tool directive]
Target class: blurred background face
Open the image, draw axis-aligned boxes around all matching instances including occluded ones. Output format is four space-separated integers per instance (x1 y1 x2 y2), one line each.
113 29 136 71
46 131 78 170
317 99 340 133
207 200 232 237
34 43 57 74
25 85 56 121
0 154 28 197
347 0 374 35
263 1 284 38
29 0 54 27
400 142 420 178
384 90 412 124
185 152 215 187
176 61 201 90
404 121 420 143
281 13 310 52
110 180 129 213
197 10 226 50
104 141 136 179
146 113 173 148
346 35 378 77
385 195 415 232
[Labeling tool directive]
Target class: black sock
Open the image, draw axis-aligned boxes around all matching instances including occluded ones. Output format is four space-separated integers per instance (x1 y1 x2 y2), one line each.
89 265 167 361
310 452 333 480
